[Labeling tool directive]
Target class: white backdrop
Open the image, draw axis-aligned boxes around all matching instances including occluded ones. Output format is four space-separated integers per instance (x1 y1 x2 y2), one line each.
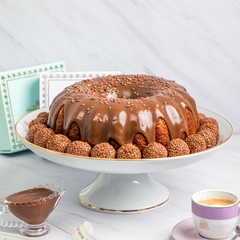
0 0 239 133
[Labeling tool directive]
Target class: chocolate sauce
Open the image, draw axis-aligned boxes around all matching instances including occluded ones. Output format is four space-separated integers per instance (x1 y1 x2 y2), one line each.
5 187 58 225
48 75 199 145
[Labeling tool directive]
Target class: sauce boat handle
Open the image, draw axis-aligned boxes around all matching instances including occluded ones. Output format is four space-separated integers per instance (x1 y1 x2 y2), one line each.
0 205 25 228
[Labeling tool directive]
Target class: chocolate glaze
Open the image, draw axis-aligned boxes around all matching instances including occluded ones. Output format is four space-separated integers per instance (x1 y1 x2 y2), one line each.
5 187 59 225
48 74 199 145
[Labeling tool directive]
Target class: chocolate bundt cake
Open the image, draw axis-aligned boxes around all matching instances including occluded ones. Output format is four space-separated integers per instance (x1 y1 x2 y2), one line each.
47 74 199 151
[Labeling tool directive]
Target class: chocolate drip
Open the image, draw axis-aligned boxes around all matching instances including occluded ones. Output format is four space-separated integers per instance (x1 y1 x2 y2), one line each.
48 75 199 145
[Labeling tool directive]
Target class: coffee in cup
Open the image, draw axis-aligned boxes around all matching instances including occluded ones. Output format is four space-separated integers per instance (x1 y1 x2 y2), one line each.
192 189 240 239
198 198 235 206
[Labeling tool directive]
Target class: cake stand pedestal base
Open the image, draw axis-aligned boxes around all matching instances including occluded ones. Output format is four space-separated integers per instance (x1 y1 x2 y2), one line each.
79 173 170 213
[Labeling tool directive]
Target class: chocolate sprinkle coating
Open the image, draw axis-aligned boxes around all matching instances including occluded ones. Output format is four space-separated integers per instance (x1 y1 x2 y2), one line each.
37 112 49 120
199 117 219 129
185 134 206 153
198 129 217 149
66 141 91 156
142 142 168 158
91 142 116 158
28 123 46 143
117 143 141 159
198 113 206 120
198 123 220 142
33 128 55 148
166 138 190 157
29 117 48 129
46 134 71 153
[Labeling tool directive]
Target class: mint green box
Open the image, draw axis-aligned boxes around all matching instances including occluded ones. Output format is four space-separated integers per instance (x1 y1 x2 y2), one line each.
0 62 65 154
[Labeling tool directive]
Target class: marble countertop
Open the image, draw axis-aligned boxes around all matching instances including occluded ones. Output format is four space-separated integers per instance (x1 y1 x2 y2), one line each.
0 0 240 239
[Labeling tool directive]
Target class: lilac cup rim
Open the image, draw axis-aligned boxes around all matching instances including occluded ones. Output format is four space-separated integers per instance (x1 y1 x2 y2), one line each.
192 189 240 208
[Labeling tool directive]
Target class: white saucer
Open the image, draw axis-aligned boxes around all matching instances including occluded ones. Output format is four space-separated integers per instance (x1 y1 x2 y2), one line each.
172 218 239 240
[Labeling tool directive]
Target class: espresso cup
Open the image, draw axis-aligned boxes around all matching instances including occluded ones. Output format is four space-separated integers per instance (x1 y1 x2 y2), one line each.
192 190 240 239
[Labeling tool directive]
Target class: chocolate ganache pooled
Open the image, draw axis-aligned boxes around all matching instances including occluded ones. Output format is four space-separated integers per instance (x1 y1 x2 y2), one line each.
28 74 220 158
5 187 59 225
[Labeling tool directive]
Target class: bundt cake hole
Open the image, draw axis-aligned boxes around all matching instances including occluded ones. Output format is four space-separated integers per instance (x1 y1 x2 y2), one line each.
108 138 121 151
155 117 170 146
55 107 64 134
67 122 80 141
122 89 155 99
180 132 187 140
185 107 197 135
132 133 148 152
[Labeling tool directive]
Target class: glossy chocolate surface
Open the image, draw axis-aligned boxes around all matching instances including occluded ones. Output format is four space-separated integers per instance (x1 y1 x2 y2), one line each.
5 187 59 224
48 74 199 145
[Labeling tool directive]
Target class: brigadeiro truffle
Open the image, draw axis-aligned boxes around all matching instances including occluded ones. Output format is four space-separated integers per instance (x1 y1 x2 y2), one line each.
117 143 141 159
28 123 46 143
46 134 71 153
37 112 49 120
198 113 206 120
29 112 49 129
66 141 91 157
166 138 190 157
29 117 48 129
185 134 207 154
198 123 220 142
91 142 116 158
142 142 168 158
33 128 55 148
199 117 219 129
198 116 220 141
198 129 217 149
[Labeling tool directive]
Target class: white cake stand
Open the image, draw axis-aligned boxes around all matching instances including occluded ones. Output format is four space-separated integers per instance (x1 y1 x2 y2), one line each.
15 108 232 213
